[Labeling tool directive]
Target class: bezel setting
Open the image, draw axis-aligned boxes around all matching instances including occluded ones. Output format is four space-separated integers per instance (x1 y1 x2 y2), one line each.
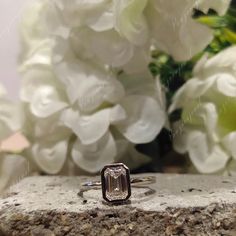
101 163 131 203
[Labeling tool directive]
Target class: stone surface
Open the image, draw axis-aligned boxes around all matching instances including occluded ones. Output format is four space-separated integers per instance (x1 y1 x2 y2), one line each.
0 174 236 235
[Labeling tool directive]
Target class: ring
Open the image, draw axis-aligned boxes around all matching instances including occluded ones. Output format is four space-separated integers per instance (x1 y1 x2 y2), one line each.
81 163 156 204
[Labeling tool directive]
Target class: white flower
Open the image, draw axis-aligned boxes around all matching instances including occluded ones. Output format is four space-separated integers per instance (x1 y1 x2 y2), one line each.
54 0 114 31
114 0 149 46
20 0 232 78
197 0 231 16
20 35 165 174
55 38 166 143
20 46 72 174
54 0 231 64
70 27 147 72
19 0 230 174
0 86 22 135
170 46 236 174
20 1 69 61
146 0 231 61
0 84 29 193
0 154 29 193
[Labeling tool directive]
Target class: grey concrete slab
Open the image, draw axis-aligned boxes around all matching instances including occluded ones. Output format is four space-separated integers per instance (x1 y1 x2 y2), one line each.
0 174 236 235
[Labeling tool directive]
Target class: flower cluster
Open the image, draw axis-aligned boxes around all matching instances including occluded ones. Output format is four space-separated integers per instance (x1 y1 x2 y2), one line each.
170 46 236 175
19 0 231 174
0 83 28 192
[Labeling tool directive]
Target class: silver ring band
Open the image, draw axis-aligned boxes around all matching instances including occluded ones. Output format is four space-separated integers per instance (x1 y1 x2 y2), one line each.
82 176 156 187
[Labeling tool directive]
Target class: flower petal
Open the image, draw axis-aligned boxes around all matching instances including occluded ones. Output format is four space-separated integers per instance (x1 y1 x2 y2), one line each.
117 70 155 96
147 0 214 61
31 137 68 174
115 139 150 169
53 39 125 109
222 132 236 160
30 85 68 118
89 8 114 31
172 122 192 154
21 67 54 102
169 77 215 113
71 28 134 68
182 102 218 137
223 159 236 176
33 113 71 139
114 0 149 46
0 154 29 193
0 99 23 137
122 48 150 74
72 132 116 173
61 108 110 145
187 131 229 173
110 105 127 125
116 95 165 143
20 0 68 59
54 0 113 30
195 46 236 78
216 73 236 97
0 85 23 139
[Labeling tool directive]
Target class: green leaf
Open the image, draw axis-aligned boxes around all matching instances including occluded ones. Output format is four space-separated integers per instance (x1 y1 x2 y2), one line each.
223 28 236 44
197 16 227 28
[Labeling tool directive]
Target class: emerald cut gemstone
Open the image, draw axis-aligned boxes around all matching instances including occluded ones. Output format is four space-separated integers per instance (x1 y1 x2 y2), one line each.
101 163 131 203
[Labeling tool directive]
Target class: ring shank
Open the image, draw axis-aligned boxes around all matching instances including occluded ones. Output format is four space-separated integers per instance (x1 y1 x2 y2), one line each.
131 176 156 185
82 176 156 187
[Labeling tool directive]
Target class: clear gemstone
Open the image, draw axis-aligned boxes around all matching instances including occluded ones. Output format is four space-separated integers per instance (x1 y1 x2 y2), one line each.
102 164 131 202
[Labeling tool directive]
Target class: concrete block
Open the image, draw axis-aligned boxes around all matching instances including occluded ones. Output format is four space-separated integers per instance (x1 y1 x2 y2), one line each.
0 174 236 235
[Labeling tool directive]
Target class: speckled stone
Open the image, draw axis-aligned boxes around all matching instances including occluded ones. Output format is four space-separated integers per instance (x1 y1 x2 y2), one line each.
0 174 236 235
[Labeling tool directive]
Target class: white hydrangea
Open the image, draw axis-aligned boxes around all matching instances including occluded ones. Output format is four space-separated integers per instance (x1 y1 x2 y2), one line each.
19 0 230 174
0 84 28 193
20 34 165 174
54 0 231 63
170 46 236 175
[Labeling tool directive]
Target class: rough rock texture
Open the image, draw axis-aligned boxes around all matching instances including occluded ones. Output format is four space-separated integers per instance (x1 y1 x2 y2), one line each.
0 174 236 236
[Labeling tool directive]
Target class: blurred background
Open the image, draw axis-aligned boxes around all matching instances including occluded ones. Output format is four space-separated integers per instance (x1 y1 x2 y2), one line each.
0 0 236 178
0 0 32 100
